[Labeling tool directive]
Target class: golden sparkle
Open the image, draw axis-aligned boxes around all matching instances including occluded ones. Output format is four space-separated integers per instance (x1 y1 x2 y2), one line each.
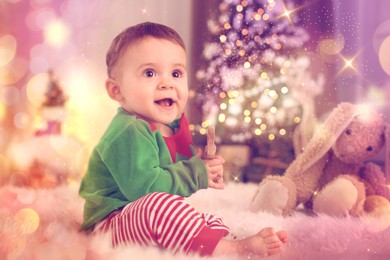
339 54 359 74
279 1 310 24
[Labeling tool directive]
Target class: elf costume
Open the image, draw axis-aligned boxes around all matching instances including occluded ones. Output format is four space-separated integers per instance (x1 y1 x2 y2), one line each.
79 108 229 255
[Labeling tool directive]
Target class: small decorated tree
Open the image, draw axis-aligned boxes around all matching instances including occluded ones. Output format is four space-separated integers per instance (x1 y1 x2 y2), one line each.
35 70 68 136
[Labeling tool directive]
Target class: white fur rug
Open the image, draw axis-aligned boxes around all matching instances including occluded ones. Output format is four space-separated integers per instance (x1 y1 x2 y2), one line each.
1 182 389 260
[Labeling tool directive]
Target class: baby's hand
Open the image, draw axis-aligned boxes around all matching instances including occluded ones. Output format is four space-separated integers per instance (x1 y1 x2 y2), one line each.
203 155 225 189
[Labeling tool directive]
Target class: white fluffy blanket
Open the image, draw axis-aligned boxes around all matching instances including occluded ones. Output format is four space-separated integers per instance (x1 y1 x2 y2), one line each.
1 182 389 260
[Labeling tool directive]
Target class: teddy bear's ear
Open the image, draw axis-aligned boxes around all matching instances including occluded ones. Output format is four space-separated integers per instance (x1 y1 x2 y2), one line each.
385 123 390 183
286 102 358 176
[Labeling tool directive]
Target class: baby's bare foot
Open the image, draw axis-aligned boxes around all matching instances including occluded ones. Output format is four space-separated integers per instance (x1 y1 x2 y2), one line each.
276 230 288 244
239 227 286 256
212 227 288 257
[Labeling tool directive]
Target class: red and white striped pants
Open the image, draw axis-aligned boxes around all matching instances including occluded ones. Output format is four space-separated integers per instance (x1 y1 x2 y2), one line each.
95 192 230 256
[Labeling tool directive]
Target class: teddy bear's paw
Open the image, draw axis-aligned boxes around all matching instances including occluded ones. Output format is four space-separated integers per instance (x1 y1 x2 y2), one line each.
313 177 358 216
249 179 289 215
361 195 390 232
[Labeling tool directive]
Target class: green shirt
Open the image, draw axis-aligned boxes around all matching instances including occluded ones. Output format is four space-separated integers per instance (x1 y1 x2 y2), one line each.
79 108 208 230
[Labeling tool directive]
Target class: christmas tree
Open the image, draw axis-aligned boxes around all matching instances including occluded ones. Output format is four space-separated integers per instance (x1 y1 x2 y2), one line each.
194 0 324 181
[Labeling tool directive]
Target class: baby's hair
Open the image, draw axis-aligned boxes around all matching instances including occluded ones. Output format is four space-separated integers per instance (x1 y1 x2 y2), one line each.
106 22 186 77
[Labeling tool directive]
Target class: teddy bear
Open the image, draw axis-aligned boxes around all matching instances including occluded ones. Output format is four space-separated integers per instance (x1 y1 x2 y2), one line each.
249 102 390 224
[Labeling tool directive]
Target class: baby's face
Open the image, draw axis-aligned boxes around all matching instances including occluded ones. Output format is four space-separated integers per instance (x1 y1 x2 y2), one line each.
113 37 188 127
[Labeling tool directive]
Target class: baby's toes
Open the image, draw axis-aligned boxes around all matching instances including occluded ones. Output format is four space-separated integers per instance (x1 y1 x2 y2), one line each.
266 246 284 256
276 230 288 244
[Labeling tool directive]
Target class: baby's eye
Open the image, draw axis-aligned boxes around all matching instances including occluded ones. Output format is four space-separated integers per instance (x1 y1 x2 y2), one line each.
144 69 156 77
172 70 182 78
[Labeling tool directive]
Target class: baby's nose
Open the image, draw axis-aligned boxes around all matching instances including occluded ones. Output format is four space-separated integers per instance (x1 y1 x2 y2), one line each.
159 77 174 89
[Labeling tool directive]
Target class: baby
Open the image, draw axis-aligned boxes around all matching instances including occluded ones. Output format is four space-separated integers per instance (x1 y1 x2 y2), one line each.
79 21 288 257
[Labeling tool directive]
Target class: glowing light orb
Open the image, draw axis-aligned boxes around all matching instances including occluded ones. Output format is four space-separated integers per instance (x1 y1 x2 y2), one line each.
379 36 390 76
1 86 20 105
13 112 31 129
372 20 390 55
13 208 40 234
17 189 37 204
25 72 50 107
0 57 28 85
201 120 210 128
317 34 345 64
30 56 50 74
0 34 17 66
218 113 226 122
293 117 301 124
43 19 70 47
318 36 345 56
26 8 56 31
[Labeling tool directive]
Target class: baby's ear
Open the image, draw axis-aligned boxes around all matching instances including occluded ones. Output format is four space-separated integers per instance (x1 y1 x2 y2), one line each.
105 78 123 102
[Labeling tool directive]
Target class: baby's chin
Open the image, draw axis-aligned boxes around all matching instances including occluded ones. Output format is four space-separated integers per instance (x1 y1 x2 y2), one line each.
150 113 181 125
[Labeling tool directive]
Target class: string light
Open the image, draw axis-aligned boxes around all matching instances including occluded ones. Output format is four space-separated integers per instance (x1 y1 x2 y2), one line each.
218 113 226 123
255 129 262 135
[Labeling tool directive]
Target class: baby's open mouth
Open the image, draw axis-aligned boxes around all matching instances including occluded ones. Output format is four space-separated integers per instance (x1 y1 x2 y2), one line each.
155 98 174 107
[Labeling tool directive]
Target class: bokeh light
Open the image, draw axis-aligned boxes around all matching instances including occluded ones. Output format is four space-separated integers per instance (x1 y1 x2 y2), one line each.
13 112 31 129
17 189 37 204
317 33 345 63
43 19 70 47
378 36 390 76
58 57 116 145
13 208 40 234
372 20 390 55
26 8 56 31
0 57 28 85
1 86 21 105
0 34 17 66
30 56 50 74
25 72 50 107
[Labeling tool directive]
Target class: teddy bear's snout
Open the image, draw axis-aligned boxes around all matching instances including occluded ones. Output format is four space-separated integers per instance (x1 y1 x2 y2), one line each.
345 145 355 154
